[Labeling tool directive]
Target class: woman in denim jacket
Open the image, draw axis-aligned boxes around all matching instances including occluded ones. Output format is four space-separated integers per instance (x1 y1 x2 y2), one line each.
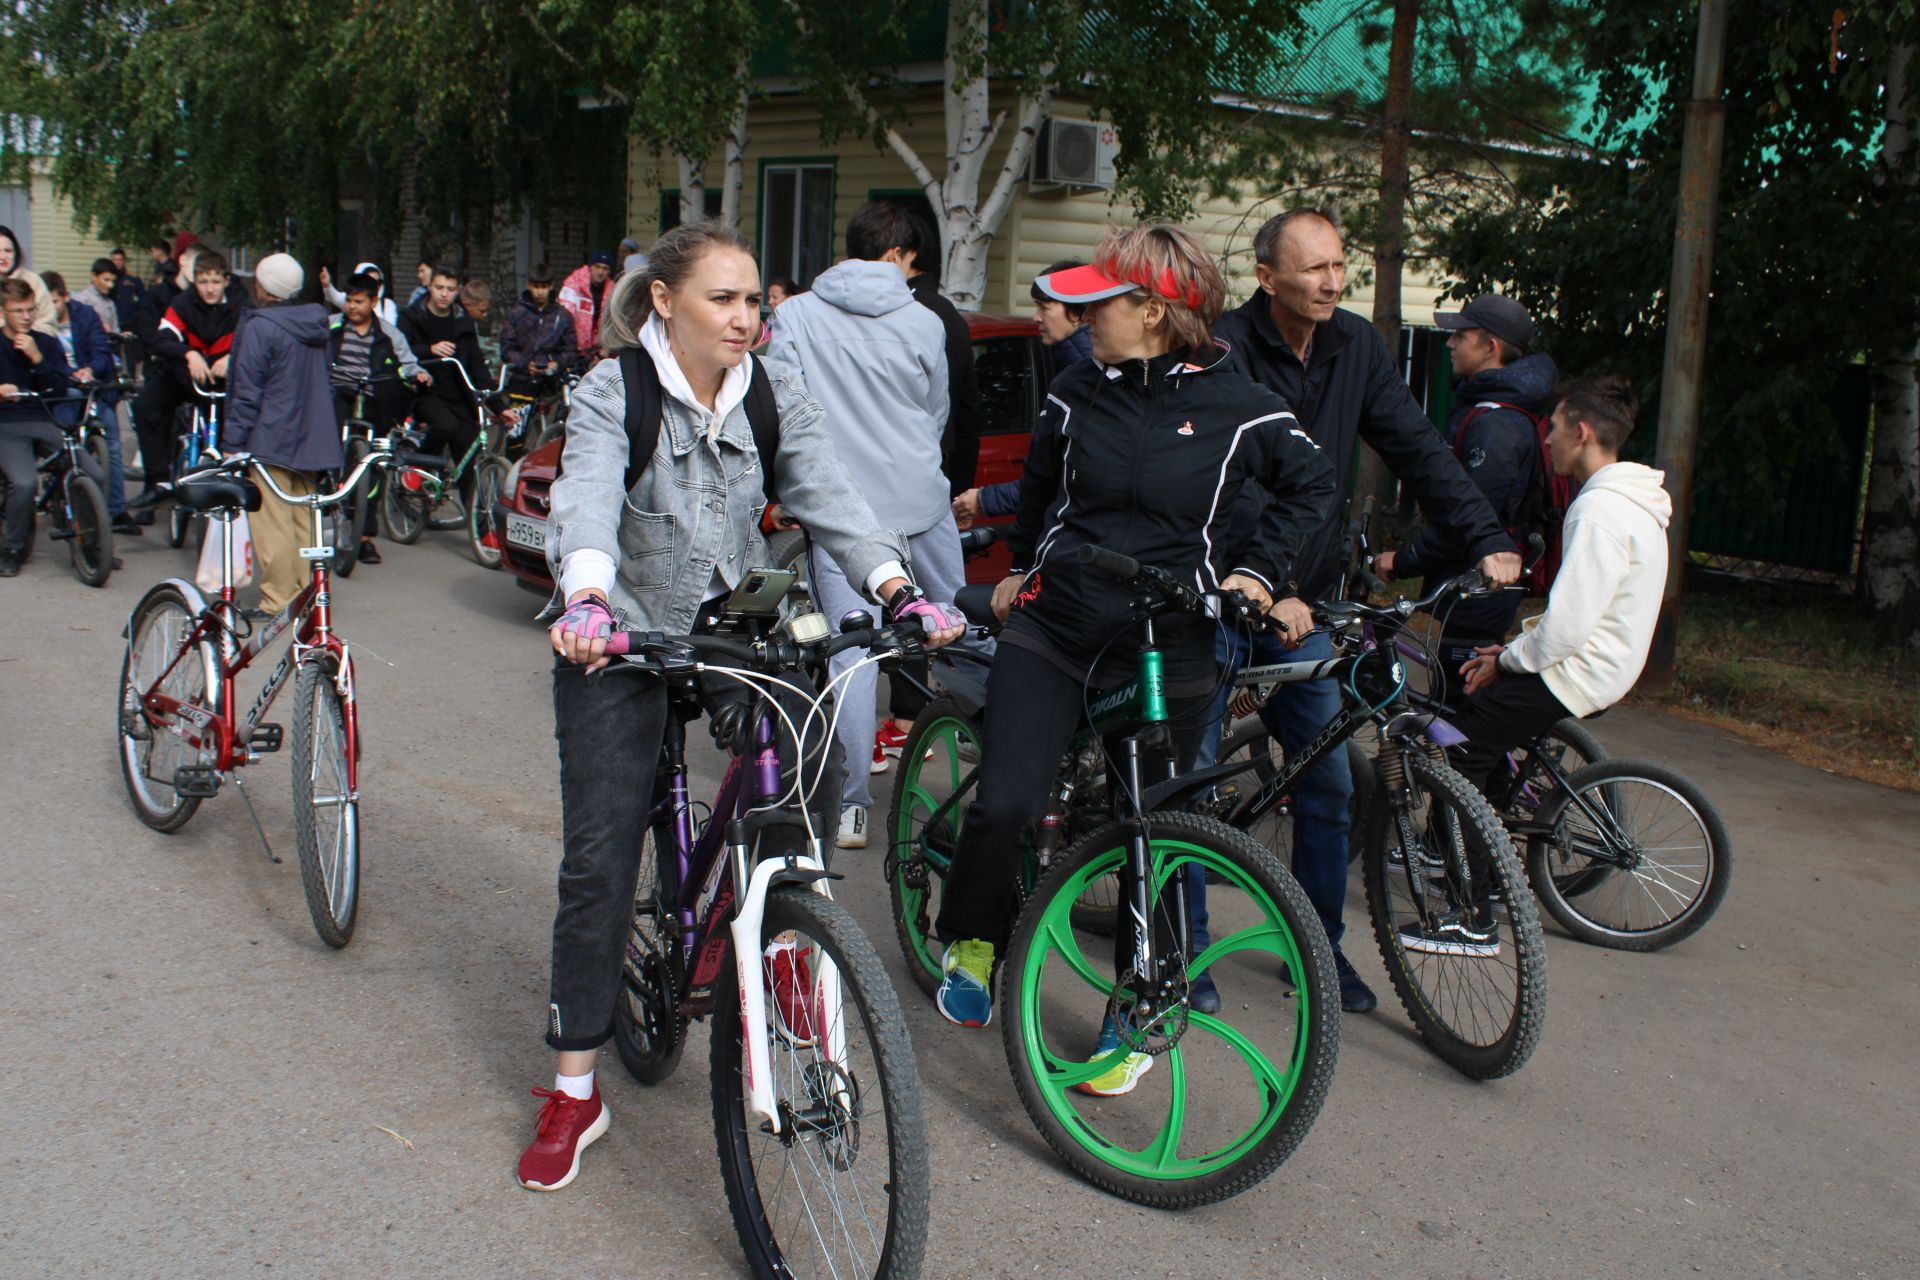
517 220 964 1192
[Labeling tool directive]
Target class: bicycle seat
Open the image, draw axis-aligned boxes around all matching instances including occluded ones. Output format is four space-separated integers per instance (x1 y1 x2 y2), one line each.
176 477 263 513
954 584 998 627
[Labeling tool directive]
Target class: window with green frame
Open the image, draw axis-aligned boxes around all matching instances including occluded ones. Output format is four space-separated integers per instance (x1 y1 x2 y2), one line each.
759 160 836 290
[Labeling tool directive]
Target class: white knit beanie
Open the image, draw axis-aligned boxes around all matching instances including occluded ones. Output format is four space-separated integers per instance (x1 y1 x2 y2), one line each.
255 252 304 300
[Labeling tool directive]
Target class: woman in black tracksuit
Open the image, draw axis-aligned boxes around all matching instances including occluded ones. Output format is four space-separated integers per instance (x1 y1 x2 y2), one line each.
931 224 1339 1053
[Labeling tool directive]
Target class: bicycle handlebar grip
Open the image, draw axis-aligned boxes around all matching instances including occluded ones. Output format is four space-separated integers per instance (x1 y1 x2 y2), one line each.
396 451 445 470
1068 543 1141 581
956 525 1001 555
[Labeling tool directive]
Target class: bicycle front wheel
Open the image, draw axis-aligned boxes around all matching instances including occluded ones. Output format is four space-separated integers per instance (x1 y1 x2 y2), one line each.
382 479 427 544
290 656 360 948
1003 811 1339 1207
712 885 929 1280
1362 747 1546 1079
1529 760 1731 951
67 472 112 586
467 457 509 568
118 583 221 832
886 698 979 999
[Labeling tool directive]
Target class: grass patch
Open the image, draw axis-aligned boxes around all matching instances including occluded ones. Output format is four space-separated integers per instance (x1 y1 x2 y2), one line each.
1627 578 1919 791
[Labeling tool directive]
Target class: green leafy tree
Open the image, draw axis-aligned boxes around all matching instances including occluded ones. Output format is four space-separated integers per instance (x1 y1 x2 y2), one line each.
782 0 1313 309
1435 0 1920 641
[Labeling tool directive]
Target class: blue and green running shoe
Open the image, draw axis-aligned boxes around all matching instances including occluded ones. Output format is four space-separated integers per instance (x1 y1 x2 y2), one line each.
937 938 995 1027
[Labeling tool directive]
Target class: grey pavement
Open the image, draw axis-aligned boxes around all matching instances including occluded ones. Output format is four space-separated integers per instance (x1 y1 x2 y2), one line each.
1 521 1916 1279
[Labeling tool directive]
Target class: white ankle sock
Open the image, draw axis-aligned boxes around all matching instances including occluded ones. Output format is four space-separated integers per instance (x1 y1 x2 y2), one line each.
555 1070 594 1101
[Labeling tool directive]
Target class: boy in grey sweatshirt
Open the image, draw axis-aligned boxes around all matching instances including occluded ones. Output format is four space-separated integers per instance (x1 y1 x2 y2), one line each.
766 201 962 849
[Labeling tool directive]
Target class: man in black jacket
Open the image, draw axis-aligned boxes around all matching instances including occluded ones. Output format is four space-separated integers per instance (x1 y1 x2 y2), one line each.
396 264 492 481
1206 208 1520 1013
902 222 982 497
1379 293 1558 706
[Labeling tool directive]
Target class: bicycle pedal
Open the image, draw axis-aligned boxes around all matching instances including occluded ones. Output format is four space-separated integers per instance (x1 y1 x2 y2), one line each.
248 724 284 753
172 765 222 798
48 528 76 542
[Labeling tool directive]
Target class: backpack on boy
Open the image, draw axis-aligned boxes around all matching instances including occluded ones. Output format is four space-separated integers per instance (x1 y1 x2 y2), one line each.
1452 399 1572 596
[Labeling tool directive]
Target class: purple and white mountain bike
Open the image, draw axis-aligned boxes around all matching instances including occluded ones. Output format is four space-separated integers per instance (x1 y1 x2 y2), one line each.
598 603 931 1280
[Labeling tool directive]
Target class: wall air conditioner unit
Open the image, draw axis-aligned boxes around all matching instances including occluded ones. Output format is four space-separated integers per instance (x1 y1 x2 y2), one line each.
1029 117 1117 191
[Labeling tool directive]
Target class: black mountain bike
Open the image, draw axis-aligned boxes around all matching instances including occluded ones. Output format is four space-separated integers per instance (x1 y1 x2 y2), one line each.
10 389 114 585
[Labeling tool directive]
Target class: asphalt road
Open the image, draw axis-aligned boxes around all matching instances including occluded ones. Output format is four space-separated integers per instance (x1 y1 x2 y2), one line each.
2 517 1916 1280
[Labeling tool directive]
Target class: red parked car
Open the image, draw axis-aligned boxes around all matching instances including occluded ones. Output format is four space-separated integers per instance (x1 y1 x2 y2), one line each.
495 312 1052 595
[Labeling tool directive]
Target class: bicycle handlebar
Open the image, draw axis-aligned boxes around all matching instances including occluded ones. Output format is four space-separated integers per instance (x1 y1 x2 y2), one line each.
1065 544 1265 626
602 620 929 672
181 438 401 509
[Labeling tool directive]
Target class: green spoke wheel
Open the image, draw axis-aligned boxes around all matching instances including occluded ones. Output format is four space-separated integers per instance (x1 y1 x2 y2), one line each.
1002 811 1338 1207
885 699 980 999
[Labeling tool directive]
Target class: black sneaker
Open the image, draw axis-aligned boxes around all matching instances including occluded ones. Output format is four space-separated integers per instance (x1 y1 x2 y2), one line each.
1398 909 1500 958
0 548 19 577
113 515 146 536
357 540 382 565
1280 948 1377 1012
127 485 170 511
1332 948 1378 1012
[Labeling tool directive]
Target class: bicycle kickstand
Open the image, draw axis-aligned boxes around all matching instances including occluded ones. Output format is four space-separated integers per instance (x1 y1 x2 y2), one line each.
230 773 281 864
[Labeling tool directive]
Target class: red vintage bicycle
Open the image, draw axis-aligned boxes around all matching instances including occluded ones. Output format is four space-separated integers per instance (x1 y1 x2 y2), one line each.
116 441 396 947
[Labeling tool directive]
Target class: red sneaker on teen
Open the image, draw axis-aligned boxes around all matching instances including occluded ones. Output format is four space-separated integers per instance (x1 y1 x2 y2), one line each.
516 1084 610 1191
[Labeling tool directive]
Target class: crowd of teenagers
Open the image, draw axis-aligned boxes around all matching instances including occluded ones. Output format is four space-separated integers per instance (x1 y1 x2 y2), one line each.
0 208 1670 1194
0 225 652 580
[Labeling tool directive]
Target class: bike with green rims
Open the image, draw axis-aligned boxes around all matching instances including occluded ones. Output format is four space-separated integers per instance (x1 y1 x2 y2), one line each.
897 543 1340 1207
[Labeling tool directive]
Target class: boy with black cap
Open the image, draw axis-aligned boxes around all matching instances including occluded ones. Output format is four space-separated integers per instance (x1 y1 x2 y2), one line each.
1377 293 1559 706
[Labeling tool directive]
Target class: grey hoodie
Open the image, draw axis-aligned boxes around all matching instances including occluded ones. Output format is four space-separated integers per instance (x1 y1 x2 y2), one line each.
223 301 344 473
766 259 950 535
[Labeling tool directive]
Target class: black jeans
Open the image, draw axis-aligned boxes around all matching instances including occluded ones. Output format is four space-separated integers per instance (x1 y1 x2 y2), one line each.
546 652 846 1051
413 395 481 506
132 363 196 490
1444 670 1574 796
935 642 1207 950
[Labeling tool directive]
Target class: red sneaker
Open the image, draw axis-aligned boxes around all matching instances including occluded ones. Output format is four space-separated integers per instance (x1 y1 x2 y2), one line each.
869 740 891 775
767 942 820 1046
874 720 911 758
516 1084 610 1191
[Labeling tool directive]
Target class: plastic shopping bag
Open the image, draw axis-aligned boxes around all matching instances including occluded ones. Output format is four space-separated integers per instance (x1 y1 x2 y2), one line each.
195 512 256 592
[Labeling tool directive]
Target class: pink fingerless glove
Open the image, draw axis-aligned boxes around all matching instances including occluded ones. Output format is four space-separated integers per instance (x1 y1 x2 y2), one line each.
887 593 965 635
555 596 614 647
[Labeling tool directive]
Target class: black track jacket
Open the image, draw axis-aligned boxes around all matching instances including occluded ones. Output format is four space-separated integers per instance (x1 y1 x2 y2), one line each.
1005 346 1338 674
1214 293 1514 599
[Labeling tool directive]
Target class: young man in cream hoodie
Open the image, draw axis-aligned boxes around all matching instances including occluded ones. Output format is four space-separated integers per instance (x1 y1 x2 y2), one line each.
1414 373 1672 956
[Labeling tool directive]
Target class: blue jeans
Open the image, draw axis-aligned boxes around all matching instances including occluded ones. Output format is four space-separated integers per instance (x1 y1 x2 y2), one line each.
54 394 125 517
1190 626 1354 950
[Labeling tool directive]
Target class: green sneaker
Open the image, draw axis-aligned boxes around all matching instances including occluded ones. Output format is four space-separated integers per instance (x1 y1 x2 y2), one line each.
1075 1012 1154 1097
937 939 995 1027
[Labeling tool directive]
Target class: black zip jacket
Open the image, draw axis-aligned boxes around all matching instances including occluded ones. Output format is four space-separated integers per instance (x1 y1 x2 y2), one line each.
908 274 983 495
396 301 489 406
1214 293 1514 599
150 290 239 365
1394 351 1559 636
1005 346 1338 677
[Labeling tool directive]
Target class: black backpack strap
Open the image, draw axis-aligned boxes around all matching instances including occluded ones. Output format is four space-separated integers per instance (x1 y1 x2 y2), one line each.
622 348 780 500
619 346 665 493
743 357 781 503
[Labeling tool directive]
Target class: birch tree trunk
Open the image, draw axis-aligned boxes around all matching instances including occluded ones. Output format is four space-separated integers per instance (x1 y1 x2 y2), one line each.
721 82 750 230
825 0 1045 309
676 152 706 226
1864 41 1920 646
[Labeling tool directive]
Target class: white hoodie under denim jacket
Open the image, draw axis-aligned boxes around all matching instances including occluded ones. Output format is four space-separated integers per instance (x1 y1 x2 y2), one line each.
544 314 908 631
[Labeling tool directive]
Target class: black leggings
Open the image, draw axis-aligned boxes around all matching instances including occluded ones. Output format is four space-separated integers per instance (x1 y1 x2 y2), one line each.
934 642 1208 951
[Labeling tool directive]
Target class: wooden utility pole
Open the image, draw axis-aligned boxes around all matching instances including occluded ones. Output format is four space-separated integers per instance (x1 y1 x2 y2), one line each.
1641 0 1730 690
1360 0 1420 522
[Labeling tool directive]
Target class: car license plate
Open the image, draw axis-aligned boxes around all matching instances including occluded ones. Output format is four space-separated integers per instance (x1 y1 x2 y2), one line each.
505 513 547 552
